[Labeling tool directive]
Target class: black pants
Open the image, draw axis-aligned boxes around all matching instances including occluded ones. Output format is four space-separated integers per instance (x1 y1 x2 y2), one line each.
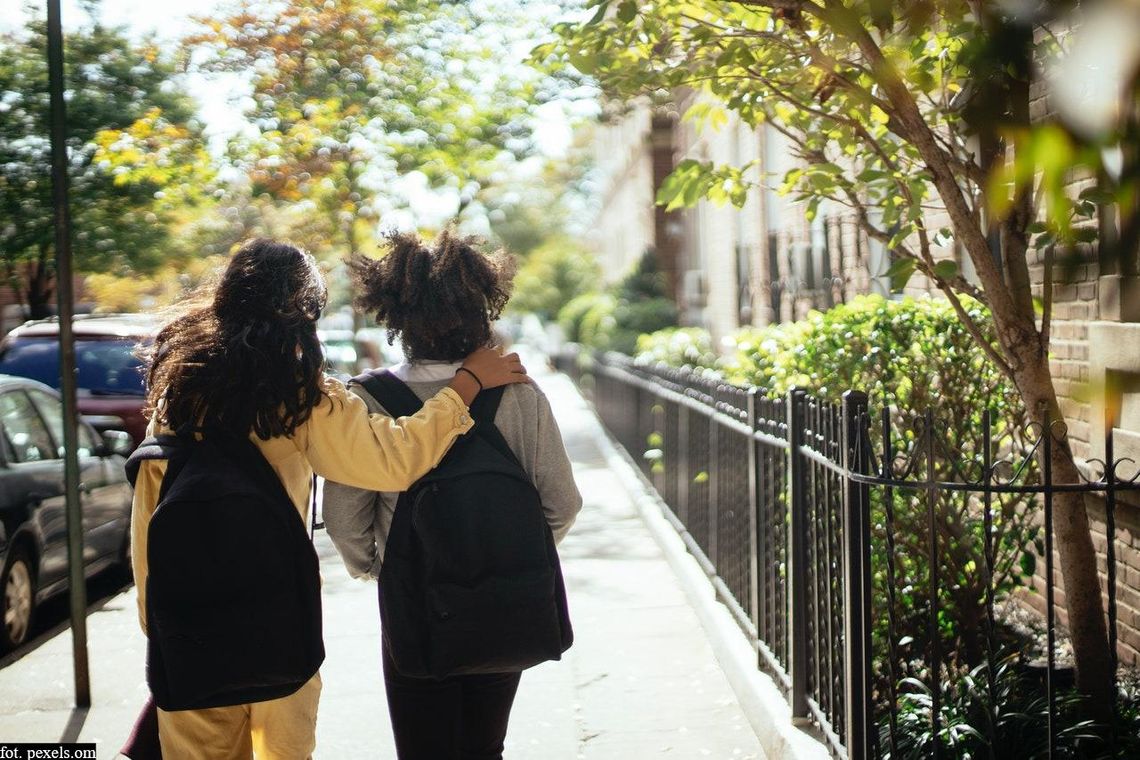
382 645 522 760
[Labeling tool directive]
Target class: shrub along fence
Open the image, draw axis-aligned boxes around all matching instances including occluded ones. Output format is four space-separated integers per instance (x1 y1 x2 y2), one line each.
555 347 1140 760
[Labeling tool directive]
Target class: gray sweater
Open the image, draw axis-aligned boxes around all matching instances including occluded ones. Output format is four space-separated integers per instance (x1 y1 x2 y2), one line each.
322 362 582 580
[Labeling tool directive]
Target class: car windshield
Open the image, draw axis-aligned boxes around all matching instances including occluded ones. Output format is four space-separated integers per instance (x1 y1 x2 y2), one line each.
0 337 146 395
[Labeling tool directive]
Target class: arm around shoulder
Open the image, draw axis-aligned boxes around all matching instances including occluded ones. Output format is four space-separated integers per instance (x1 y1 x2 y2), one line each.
298 378 473 492
320 382 388 580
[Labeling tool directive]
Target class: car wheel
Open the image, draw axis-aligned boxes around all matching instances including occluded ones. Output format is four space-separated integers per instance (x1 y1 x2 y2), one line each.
1 547 35 650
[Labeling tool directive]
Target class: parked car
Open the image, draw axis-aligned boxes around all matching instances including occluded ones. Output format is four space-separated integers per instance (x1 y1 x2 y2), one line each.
0 375 134 650
0 314 156 447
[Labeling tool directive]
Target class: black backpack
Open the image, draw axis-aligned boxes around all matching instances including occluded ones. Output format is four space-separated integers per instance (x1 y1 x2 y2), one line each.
358 370 573 679
125 429 324 711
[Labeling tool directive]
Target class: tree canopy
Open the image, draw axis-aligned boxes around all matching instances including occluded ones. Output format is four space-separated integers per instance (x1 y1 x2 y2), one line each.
0 15 211 316
186 0 549 261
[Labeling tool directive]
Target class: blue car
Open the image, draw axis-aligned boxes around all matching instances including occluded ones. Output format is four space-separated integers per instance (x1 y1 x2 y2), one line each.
0 375 134 650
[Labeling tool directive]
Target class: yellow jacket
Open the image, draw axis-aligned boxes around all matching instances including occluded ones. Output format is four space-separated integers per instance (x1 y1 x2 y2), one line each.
130 376 474 632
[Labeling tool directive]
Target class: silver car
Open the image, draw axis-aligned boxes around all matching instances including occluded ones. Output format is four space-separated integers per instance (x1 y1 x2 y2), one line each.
0 375 133 650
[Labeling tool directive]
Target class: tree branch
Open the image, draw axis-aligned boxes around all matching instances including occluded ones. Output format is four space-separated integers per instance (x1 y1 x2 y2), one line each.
810 0 1028 349
732 0 820 11
1040 243 1054 351
937 281 1015 379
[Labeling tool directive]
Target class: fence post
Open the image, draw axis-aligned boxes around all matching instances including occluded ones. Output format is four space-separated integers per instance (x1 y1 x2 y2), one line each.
708 378 720 570
677 373 691 527
842 390 872 760
747 387 762 644
632 373 643 466
786 388 809 719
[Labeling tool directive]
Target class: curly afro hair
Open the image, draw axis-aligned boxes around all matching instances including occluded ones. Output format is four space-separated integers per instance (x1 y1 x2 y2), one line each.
348 229 516 362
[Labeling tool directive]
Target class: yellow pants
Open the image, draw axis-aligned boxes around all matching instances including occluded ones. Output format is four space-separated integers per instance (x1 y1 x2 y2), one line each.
156 674 322 760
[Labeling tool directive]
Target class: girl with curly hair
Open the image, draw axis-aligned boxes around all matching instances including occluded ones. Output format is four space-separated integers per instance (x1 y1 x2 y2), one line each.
131 238 529 760
323 230 581 760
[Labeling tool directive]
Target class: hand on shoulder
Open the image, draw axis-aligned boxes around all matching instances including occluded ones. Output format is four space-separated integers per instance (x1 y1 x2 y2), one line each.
460 347 530 389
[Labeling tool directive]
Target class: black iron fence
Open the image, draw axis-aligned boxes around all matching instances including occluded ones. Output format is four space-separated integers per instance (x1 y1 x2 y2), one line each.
555 347 1140 760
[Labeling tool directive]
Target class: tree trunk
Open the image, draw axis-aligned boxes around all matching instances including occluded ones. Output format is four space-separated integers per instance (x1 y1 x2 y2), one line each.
774 0 1116 712
876 33 1116 714
26 246 54 320
992 157 1115 712
1003 324 1114 714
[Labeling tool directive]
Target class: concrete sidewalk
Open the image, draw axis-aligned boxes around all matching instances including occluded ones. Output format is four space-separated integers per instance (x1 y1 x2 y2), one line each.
0 362 765 760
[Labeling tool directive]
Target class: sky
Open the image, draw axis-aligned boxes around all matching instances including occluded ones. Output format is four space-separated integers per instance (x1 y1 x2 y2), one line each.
0 0 589 231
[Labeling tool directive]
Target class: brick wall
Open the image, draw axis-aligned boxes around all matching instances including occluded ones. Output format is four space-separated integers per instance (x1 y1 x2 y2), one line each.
1019 501 1140 667
1015 19 1140 668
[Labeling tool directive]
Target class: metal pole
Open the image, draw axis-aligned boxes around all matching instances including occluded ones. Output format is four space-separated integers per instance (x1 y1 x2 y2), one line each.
841 390 871 760
786 388 809 719
46 0 91 707
708 379 720 570
746 388 762 654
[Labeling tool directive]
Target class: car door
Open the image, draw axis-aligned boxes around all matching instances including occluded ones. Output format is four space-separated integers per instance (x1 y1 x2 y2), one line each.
0 390 67 594
25 388 125 566
76 421 131 566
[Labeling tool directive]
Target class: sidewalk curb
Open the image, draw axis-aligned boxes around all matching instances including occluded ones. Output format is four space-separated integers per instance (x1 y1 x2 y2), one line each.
581 395 832 760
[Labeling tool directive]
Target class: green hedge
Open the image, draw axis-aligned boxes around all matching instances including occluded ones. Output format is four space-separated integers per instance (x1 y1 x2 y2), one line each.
557 292 611 344
634 295 1039 680
556 249 677 354
624 295 1138 760
634 326 718 369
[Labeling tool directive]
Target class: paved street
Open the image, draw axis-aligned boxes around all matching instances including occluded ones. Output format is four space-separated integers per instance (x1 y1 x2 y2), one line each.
0 360 764 759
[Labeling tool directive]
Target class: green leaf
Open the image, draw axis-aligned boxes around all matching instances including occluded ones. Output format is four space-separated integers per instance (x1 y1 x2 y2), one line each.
805 196 821 221
657 160 709 211
885 257 918 291
932 260 959 281
1077 186 1115 205
616 0 637 24
585 1 611 25
568 51 599 75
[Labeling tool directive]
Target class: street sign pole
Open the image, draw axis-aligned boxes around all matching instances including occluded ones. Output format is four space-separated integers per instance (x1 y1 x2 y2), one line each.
46 0 91 708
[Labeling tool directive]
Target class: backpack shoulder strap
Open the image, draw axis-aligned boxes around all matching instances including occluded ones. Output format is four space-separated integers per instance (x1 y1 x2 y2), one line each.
124 433 185 488
470 387 525 471
354 369 522 470
353 369 424 419
125 432 198 506
468 385 504 427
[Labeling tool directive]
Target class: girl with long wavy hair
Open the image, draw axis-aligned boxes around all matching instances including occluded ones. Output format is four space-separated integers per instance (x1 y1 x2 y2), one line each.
131 238 529 760
323 230 581 760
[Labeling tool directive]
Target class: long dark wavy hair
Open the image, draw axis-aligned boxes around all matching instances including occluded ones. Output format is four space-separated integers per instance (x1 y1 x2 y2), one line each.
144 239 329 439
347 229 515 362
